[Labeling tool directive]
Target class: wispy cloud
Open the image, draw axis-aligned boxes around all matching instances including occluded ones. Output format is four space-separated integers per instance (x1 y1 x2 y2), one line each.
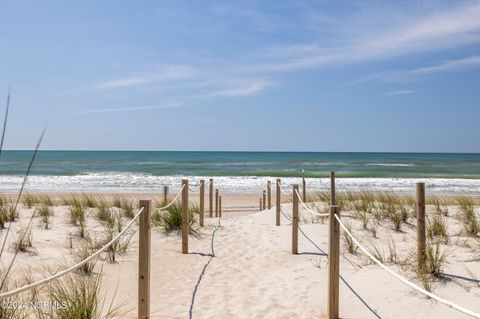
411 55 480 75
91 77 151 90
74 103 183 114
205 80 272 97
382 90 415 96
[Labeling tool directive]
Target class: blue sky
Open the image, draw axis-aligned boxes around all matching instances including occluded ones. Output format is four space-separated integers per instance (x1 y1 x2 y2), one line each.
1 0 480 152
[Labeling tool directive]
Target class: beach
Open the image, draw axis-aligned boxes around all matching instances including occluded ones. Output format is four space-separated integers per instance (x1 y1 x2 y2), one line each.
1 187 479 318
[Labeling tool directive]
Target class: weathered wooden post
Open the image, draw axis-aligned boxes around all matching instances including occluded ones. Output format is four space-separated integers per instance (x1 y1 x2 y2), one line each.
182 179 189 254
327 171 339 319
219 195 222 218
276 178 281 226
199 180 205 227
138 199 151 319
163 185 169 203
267 181 272 209
416 182 426 273
302 170 307 202
215 189 219 217
209 179 213 218
259 198 262 211
262 190 266 210
292 184 299 254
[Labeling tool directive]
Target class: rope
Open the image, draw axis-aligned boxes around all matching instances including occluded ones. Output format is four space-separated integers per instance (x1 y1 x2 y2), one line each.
158 185 185 210
294 189 329 217
0 206 145 300
334 213 480 319
277 181 292 195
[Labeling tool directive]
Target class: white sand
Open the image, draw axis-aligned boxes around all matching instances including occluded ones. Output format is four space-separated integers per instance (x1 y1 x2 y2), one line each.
1 196 480 318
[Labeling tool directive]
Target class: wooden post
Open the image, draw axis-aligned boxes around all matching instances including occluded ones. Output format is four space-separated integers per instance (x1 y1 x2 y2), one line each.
302 171 307 202
292 184 299 254
262 190 266 210
259 198 262 211
330 171 336 205
199 180 205 227
138 199 151 319
416 182 426 273
267 181 272 209
215 189 219 217
209 179 213 218
276 178 281 226
327 204 340 319
219 195 222 218
163 185 169 203
182 179 189 254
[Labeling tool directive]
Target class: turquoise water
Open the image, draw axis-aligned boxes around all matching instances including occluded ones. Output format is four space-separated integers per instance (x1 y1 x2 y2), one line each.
1 151 479 178
0 151 479 193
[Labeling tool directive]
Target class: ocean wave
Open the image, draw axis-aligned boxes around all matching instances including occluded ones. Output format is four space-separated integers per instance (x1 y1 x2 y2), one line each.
366 163 415 167
1 173 480 195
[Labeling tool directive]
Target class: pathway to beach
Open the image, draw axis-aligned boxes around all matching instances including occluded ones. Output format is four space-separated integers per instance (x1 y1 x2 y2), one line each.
101 197 477 319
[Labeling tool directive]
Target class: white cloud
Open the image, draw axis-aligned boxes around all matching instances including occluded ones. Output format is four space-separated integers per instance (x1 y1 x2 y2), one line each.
411 55 480 74
92 77 150 90
205 80 272 97
382 90 415 96
74 103 183 114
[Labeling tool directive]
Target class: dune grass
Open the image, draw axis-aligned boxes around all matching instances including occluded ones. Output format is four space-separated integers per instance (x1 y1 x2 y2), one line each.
68 201 87 238
35 203 53 229
456 196 479 237
152 202 198 235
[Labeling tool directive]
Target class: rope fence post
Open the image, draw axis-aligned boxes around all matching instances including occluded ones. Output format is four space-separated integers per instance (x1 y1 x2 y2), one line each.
163 185 169 203
328 205 340 319
328 171 339 319
259 198 262 211
219 195 222 218
262 190 266 210
267 181 272 209
182 179 189 254
276 178 281 226
416 182 426 273
292 184 299 254
138 199 152 319
199 179 205 227
215 189 219 217
209 178 213 218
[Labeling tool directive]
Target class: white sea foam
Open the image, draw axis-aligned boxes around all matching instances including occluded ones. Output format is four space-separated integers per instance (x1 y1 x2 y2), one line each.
0 173 479 195
366 163 415 167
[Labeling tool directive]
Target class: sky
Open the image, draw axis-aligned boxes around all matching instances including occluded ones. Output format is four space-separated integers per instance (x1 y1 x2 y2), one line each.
1 0 480 152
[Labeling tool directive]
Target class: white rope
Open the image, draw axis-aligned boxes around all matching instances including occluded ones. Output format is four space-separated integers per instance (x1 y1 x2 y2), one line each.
0 206 145 300
295 189 329 217
334 213 480 319
277 181 292 195
158 185 185 210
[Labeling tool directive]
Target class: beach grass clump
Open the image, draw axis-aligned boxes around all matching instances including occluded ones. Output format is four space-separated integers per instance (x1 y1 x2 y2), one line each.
101 219 134 263
431 196 449 217
111 194 123 208
35 203 53 229
69 201 87 238
120 199 135 219
456 196 479 237
11 227 33 253
427 214 448 243
40 271 124 319
1 203 19 222
342 222 358 254
384 200 403 232
0 279 28 318
152 202 197 235
38 193 55 206
82 193 101 208
95 201 114 225
73 243 97 275
352 191 375 229
425 241 447 277
22 193 39 208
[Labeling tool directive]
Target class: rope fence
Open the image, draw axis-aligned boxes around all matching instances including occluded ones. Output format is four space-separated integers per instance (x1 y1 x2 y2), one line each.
275 172 480 319
334 213 480 319
0 206 145 300
0 178 223 318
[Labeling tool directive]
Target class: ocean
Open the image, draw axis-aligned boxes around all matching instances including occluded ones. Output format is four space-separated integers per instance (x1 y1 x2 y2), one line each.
0 151 479 194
